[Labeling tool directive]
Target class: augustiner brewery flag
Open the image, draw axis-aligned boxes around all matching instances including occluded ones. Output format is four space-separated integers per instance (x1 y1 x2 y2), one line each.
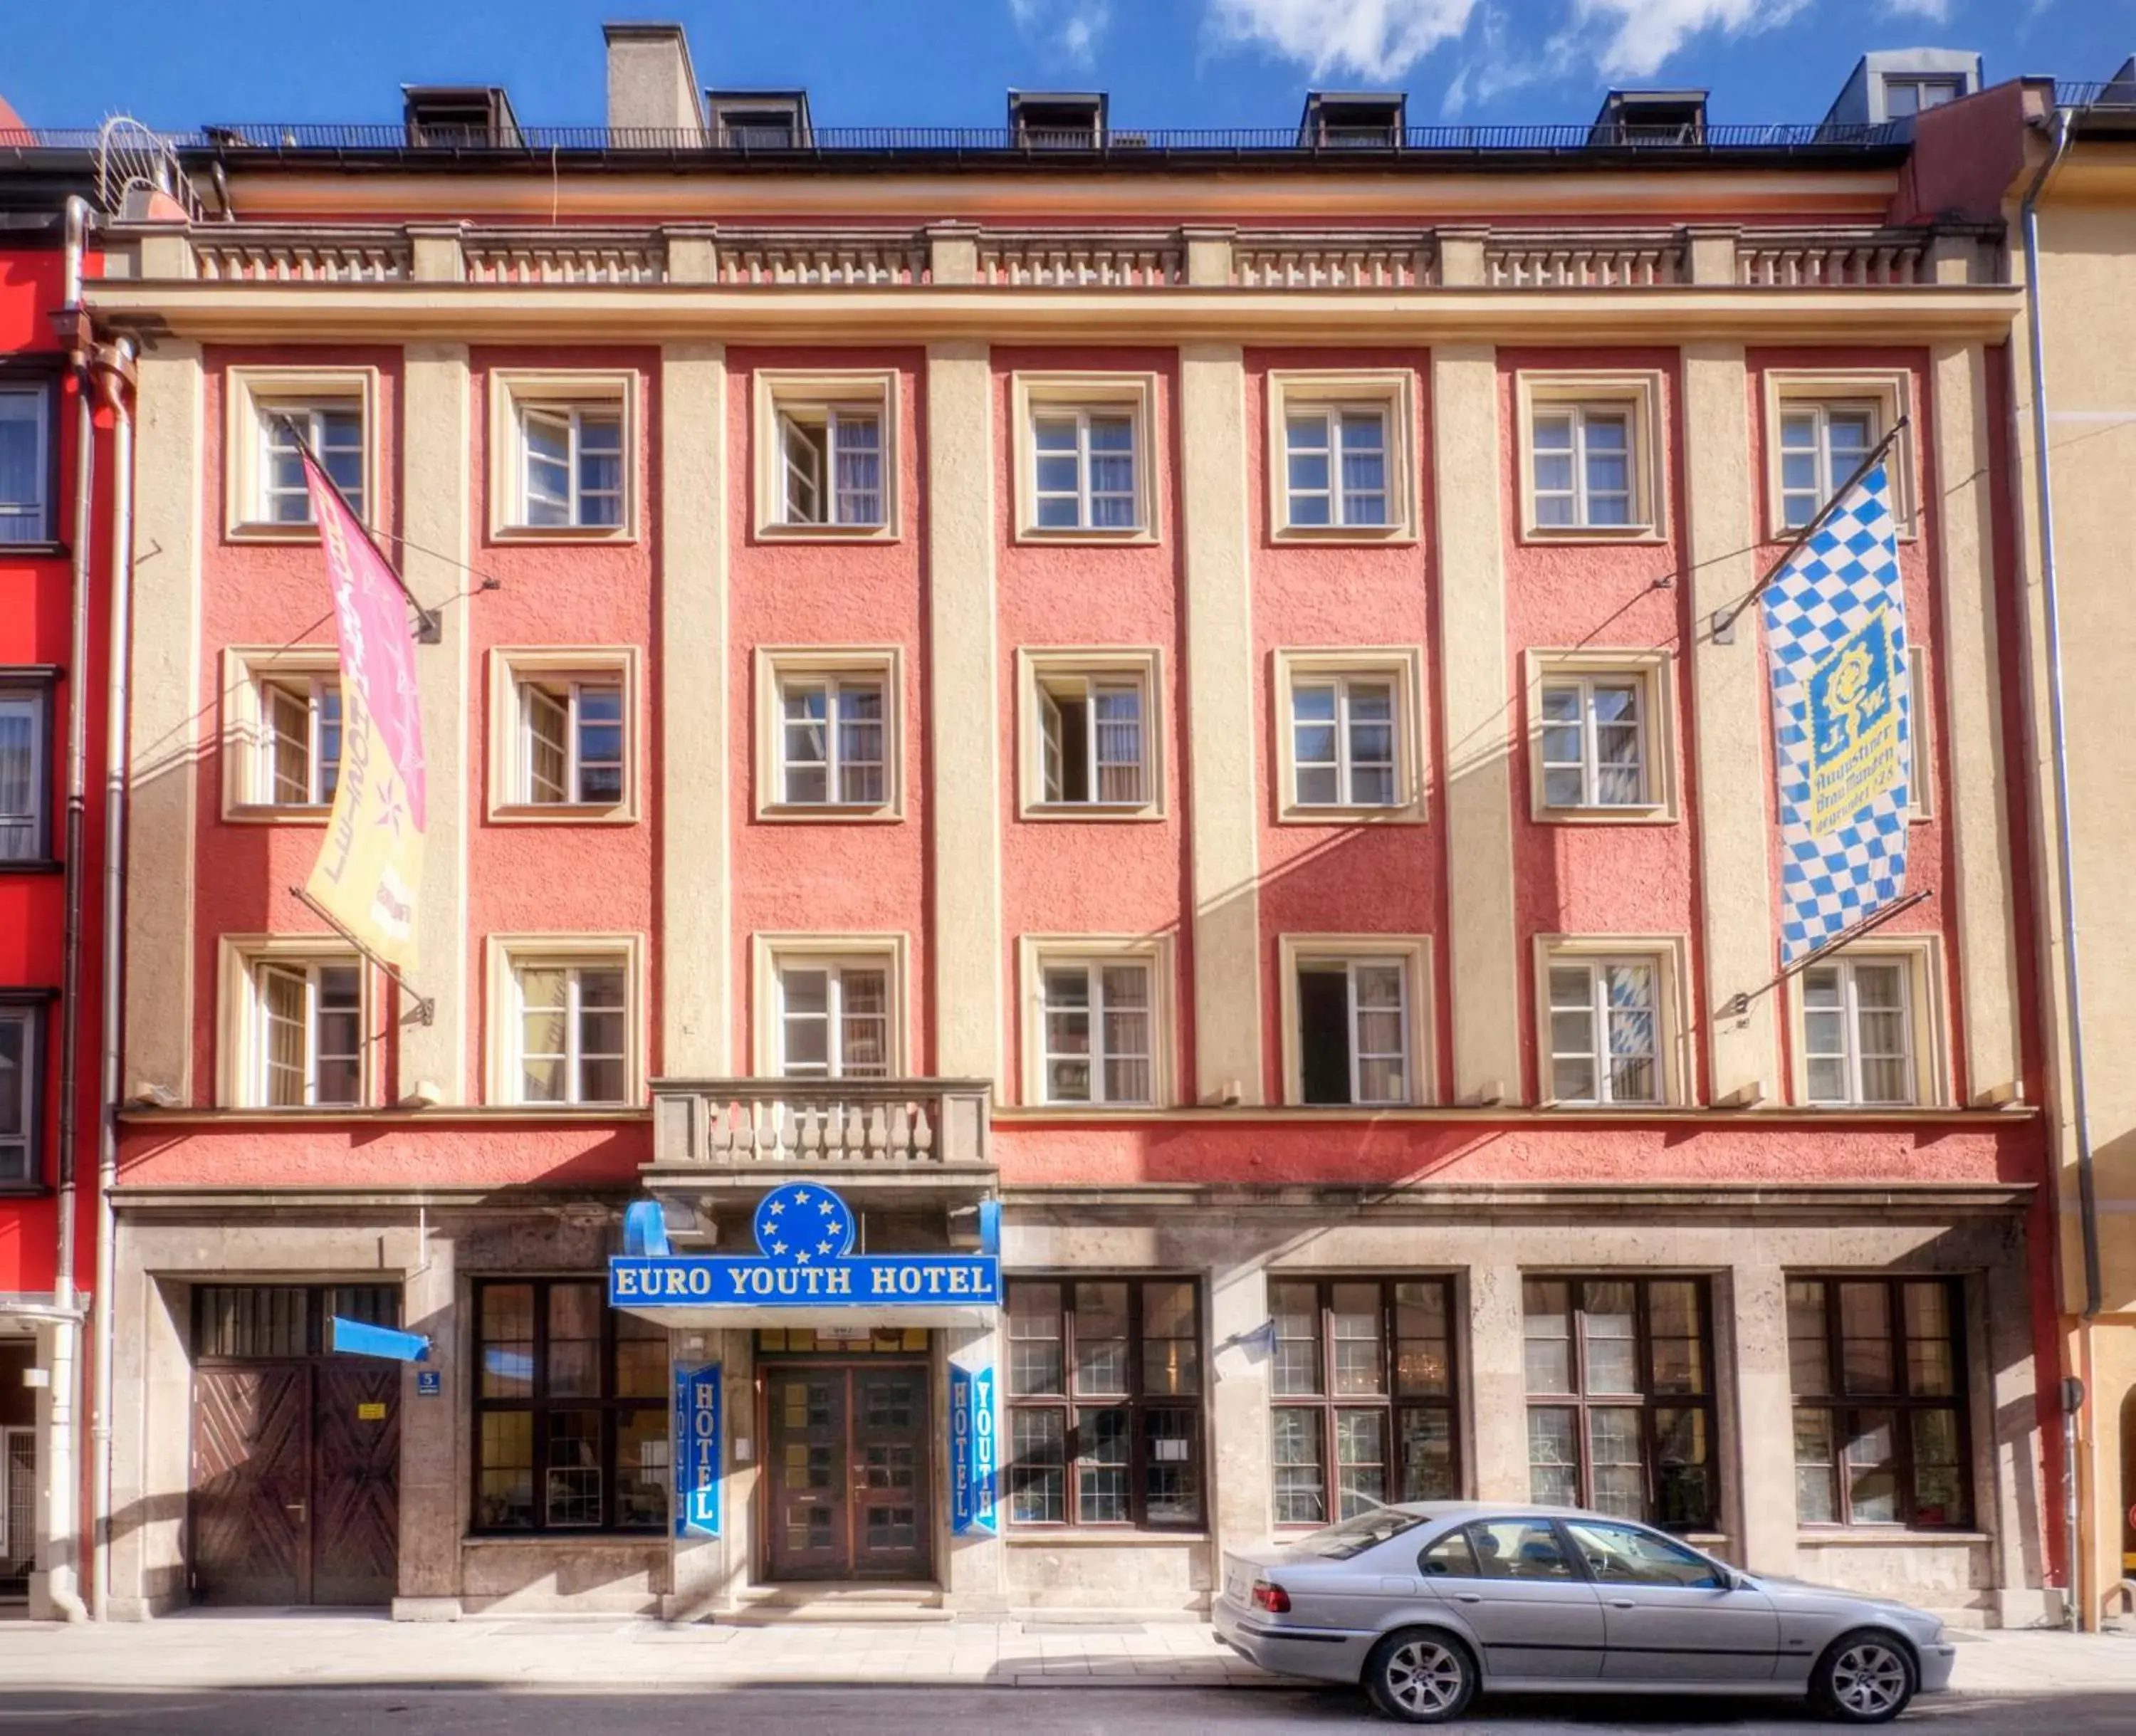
300 446 426 969
1764 464 1910 966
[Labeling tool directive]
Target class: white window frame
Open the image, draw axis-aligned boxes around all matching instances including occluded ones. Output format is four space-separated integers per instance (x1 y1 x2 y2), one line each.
1277 935 1433 1109
1534 936 1691 1109
1018 936 1176 1109
249 958 364 1109
1524 651 1677 824
1017 649 1164 819
484 935 645 1109
753 371 900 541
1538 675 1648 810
753 648 903 822
1788 938 1947 1110
775 673 889 809
219 648 342 822
487 648 639 824
1776 401 1882 532
777 405 886 529
0 683 51 862
0 383 51 545
1012 374 1158 544
1544 956 1662 1108
1762 370 1916 540
0 1005 38 1183
224 369 378 541
1882 75 1962 118
488 370 637 542
257 674 342 810
520 678 626 807
1281 404 1389 528
1517 372 1665 543
514 404 625 530
1273 649 1428 823
216 938 372 1111
753 936 910 1081
1266 370 1417 542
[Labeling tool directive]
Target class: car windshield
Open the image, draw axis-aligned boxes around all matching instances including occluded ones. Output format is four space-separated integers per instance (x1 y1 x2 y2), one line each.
1290 1508 1428 1560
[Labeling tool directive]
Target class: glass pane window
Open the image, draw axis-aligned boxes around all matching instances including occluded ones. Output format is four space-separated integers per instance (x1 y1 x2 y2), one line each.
1285 407 1389 528
1266 1278 1460 1526
514 960 629 1105
1294 956 1413 1107
1532 404 1637 530
517 404 624 529
258 403 365 524
1038 959 1154 1106
0 689 48 859
1036 673 1147 806
1539 676 1648 809
0 387 49 543
779 407 885 528
775 961 891 1081
1031 407 1140 531
520 679 624 807
779 675 886 807
0 1009 38 1183
1290 675 1399 808
1005 1278 1203 1529
1548 958 1660 1105
1802 958 1915 1107
1522 1275 1715 1530
1780 402 1880 530
1786 1275 1969 1528
251 958 362 1108
254 676 342 809
473 1277 663 1534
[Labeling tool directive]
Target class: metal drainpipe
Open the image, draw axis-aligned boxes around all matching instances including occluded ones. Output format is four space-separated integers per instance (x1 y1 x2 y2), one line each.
88 335 135 1624
41 194 95 1626
2020 106 2094 1631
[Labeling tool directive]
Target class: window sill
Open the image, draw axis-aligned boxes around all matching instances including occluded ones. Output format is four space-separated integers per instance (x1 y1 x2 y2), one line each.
1519 525 1666 547
1278 805 1427 826
488 803 639 827
226 522 326 545
224 805 330 827
1025 1100 1167 1116
462 1532 666 1548
1796 1530 1989 1548
0 857 62 875
1005 1530 1207 1548
0 541 68 560
491 523 639 545
1269 523 1415 547
0 1183 52 1198
755 521 898 545
1020 802 1165 824
1014 525 1158 548
1799 1100 1934 1113
754 802 903 825
1532 805 1676 827
1536 1099 1675 1112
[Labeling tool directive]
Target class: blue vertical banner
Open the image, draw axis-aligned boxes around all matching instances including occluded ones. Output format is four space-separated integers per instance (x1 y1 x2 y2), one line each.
674 1362 721 1538
950 1365 998 1536
1764 464 1910 966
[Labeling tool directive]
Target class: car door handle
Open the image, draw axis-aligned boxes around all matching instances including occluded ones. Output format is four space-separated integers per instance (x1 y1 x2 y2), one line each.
1454 1593 1482 1604
1608 1599 1636 1609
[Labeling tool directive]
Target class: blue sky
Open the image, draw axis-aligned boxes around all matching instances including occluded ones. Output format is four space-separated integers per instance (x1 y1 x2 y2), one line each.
1 1 2129 132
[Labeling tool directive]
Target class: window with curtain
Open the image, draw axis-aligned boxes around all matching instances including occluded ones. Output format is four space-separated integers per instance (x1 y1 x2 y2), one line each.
778 675 886 807
1037 959 1153 1105
0 386 50 544
0 1006 40 1184
249 957 362 1108
1523 1276 1714 1530
779 407 884 527
1532 404 1635 529
520 679 625 807
1036 672 1146 807
1032 408 1139 530
258 402 364 524
1284 407 1388 527
1005 1278 1202 1529
1290 674 1398 808
473 1280 666 1532
1801 958 1915 1107
1779 403 1878 529
1269 1277 1459 1526
253 675 342 810
1538 675 1648 810
775 960 891 1079
0 688 49 860
1546 957 1663 1106
513 958 629 1104
1789 1277 1969 1528
517 404 624 529
1293 956 1411 1107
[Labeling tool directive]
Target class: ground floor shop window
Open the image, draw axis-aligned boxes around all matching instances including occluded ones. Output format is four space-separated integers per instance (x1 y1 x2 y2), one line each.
473 1279 666 1533
1269 1277 1460 1525
1522 1275 1715 1530
1005 1277 1203 1530
1788 1276 1970 1528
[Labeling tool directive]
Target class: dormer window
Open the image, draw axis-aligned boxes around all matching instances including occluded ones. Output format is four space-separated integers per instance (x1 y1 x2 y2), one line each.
1299 92 1406 148
1881 77 1961 119
402 85 520 148
1010 91 1106 148
1592 89 1708 145
708 90 811 149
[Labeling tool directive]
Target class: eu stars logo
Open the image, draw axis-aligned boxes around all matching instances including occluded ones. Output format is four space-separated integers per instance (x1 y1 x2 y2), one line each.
752 1181 857 1265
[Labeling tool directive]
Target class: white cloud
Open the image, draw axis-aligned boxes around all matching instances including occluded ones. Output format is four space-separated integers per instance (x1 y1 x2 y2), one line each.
1883 0 1952 17
1010 0 1114 68
1441 3 1551 117
1208 0 1480 82
1567 0 1813 80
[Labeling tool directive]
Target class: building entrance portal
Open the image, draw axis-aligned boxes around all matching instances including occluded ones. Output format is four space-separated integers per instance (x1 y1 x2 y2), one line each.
763 1362 931 1582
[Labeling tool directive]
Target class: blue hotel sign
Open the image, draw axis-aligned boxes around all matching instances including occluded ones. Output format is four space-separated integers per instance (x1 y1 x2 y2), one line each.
674 1362 721 1537
609 1182 1000 1309
950 1365 998 1535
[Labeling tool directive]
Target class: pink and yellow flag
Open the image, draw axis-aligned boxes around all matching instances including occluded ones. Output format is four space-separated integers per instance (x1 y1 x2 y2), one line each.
301 446 426 970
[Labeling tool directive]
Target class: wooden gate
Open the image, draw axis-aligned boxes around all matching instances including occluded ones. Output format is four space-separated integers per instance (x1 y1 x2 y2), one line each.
192 1365 310 1604
763 1363 930 1582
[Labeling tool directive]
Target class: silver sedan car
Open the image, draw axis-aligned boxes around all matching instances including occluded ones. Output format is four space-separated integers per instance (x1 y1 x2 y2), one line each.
1213 1503 1956 1725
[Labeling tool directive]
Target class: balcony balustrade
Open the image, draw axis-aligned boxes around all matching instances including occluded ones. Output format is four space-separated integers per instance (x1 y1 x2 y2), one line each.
649 1079 992 1193
192 227 411 281
1734 228 1932 287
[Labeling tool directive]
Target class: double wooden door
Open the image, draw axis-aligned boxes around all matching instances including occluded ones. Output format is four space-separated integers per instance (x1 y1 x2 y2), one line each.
191 1361 399 1605
765 1364 930 1582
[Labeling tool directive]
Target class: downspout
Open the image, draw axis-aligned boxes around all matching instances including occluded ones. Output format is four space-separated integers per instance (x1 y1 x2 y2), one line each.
2019 106 2094 1630
42 194 95 1626
88 335 136 1624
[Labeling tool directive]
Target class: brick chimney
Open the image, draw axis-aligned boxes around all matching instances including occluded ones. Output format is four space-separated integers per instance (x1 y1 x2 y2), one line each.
604 22 704 135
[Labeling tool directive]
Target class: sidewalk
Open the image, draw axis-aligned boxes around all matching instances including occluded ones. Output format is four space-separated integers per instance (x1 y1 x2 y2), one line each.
0 1611 2131 1694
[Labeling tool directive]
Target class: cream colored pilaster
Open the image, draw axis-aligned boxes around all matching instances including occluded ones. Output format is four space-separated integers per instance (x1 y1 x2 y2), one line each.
926 345 1002 1080
1467 1260 1529 1500
124 342 203 1102
1179 345 1263 1104
1930 343 2023 1104
1727 1262 1800 1575
390 1223 459 1618
1433 346 1521 1102
659 345 729 1073
397 347 469 1100
1209 1257 1272 1545
1683 345 1778 1102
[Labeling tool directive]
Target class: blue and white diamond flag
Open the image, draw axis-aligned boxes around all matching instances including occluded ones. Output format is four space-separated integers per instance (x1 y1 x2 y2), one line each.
1764 466 1910 966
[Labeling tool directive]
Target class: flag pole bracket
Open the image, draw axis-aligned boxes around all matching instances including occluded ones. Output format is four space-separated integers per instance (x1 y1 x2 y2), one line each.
292 885 434 1026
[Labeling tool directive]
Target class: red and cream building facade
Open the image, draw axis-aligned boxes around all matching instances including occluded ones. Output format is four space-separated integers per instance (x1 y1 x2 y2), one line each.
76 26 2058 1623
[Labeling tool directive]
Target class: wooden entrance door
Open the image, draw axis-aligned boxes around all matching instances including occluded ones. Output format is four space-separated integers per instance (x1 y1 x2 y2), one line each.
191 1362 400 1606
765 1364 930 1582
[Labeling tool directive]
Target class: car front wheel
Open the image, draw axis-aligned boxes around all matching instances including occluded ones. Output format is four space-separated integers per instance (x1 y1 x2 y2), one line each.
1812 1629 1917 1724
1363 1628 1478 1725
